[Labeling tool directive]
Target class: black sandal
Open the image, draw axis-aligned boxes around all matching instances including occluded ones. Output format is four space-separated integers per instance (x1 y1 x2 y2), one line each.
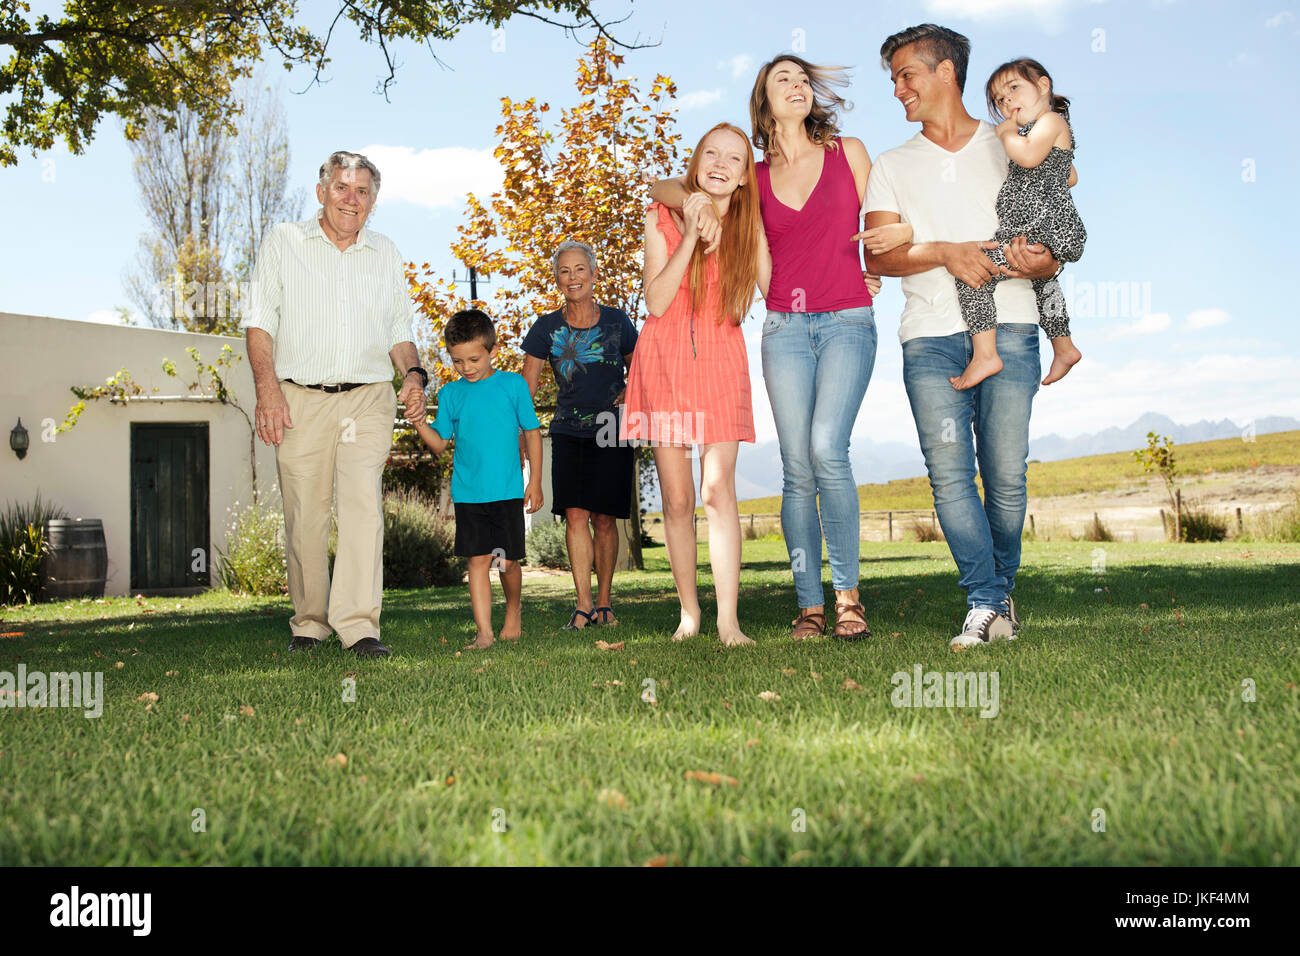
562 607 596 630
593 606 617 626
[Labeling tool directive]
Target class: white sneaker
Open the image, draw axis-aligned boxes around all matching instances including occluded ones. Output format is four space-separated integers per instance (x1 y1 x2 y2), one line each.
950 607 1015 650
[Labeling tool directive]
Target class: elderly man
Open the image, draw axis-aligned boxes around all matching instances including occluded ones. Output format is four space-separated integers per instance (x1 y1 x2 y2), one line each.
241 150 428 658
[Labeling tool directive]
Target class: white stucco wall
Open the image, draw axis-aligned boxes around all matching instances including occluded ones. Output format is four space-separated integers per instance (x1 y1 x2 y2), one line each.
0 312 276 596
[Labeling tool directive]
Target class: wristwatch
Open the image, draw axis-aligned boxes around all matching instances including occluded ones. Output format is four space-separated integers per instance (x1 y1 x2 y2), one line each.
406 366 429 389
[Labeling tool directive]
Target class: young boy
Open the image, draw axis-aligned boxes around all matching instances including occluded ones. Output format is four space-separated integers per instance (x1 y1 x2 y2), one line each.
414 309 544 649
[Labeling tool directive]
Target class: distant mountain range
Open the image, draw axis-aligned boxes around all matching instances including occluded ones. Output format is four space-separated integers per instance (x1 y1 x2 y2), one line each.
706 413 1298 508
1026 413 1300 462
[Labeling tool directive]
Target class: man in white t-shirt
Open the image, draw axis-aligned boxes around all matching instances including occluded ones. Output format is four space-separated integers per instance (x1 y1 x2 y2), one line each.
862 24 1062 650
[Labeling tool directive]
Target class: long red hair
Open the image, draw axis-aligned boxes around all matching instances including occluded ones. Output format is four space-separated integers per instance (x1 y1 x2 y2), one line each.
682 123 761 325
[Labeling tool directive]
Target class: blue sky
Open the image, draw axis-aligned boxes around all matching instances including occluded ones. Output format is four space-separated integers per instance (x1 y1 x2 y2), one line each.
5 0 1298 451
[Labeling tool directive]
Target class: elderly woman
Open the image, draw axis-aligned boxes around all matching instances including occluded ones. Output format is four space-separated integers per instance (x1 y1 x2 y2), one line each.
521 241 638 629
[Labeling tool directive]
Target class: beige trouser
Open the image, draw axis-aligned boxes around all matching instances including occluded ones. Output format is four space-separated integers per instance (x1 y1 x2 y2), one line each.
275 380 396 648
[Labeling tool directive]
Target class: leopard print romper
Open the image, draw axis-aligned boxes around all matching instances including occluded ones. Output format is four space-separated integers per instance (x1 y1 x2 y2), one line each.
956 116 1086 338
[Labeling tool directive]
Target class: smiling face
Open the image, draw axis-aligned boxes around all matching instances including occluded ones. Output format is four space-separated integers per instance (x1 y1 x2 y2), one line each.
448 338 496 383
764 59 812 123
555 248 596 305
693 128 750 198
315 166 376 244
889 43 953 124
989 71 1052 126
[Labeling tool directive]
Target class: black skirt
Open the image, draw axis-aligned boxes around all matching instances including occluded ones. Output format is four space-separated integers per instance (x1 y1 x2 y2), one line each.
454 499 525 560
550 433 634 519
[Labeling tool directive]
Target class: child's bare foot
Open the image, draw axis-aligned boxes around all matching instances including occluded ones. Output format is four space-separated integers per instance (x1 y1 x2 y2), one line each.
718 624 755 647
950 353 1003 390
1041 341 1082 385
464 631 495 650
671 610 701 642
499 604 522 641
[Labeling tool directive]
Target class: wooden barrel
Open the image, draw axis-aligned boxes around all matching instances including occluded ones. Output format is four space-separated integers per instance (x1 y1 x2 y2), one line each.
42 519 108 600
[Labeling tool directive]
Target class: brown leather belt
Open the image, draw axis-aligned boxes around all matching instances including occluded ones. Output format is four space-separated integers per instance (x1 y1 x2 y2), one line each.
288 380 367 393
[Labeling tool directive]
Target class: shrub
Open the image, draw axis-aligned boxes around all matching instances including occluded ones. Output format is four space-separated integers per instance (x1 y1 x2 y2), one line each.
1081 513 1114 542
910 517 944 542
215 498 288 596
1179 501 1228 542
381 488 464 588
525 517 571 569
1248 495 1300 542
0 495 67 605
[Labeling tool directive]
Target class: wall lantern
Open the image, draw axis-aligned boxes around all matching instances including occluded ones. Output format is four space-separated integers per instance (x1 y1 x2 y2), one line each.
10 418 29 460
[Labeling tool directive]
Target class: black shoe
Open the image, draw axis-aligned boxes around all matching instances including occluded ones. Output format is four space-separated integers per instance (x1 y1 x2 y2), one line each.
349 637 390 658
288 636 323 652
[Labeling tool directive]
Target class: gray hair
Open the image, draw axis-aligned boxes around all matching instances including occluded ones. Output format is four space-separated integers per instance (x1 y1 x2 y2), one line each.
318 150 382 196
551 240 598 280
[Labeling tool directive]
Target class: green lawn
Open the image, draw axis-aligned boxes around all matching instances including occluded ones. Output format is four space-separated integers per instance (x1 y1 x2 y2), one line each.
1 540 1297 865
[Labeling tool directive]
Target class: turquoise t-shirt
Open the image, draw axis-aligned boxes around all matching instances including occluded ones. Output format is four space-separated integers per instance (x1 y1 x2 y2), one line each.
431 371 542 504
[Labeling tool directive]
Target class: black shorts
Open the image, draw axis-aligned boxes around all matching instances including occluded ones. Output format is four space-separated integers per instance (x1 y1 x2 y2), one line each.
550 432 634 519
453 499 525 560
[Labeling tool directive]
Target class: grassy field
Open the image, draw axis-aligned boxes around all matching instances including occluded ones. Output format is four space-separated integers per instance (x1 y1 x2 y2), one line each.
1 539 1298 866
733 429 1300 514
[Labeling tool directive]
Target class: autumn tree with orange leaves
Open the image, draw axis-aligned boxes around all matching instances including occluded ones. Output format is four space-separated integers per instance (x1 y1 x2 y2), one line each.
403 37 682 568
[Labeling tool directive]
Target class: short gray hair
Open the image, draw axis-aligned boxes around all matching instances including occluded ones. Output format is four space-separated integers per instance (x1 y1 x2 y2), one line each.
551 240 598 279
318 150 382 196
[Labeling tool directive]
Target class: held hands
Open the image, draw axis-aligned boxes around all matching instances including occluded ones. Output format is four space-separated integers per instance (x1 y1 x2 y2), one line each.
853 221 913 256
254 384 293 446
682 192 722 253
524 479 544 514
399 373 427 422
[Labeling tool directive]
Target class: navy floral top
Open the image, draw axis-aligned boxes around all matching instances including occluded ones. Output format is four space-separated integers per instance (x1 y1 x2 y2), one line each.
521 305 638 438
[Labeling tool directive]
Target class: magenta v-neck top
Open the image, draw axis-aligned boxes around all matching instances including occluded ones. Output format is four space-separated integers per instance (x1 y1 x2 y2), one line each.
757 138 873 314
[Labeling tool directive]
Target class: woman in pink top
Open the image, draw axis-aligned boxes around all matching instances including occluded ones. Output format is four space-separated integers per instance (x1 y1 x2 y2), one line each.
653 55 909 642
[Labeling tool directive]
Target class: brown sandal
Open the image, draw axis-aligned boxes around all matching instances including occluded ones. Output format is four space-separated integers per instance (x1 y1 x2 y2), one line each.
790 610 827 642
833 601 871 641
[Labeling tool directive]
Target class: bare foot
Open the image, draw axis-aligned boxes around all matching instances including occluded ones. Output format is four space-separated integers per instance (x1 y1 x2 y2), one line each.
949 353 1003 390
718 625 755 647
464 632 495 650
1041 342 1082 385
500 604 522 641
671 610 701 643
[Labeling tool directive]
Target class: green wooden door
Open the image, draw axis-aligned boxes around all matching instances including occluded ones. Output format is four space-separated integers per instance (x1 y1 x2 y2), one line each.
130 423 210 594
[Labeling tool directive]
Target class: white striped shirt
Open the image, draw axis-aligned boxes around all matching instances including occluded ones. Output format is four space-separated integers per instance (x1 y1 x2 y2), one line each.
241 214 416 384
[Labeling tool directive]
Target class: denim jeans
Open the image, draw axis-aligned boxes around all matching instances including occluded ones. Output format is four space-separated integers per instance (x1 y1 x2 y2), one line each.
901 323 1040 611
761 306 877 608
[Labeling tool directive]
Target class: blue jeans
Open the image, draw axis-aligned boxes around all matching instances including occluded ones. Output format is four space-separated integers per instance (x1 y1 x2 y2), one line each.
901 324 1040 611
761 307 877 608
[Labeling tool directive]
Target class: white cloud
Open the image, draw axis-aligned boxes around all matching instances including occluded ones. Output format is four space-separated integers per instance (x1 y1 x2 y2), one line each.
923 0 1071 31
1110 312 1171 338
357 144 502 210
719 54 754 80
1032 351 1300 439
675 88 725 112
1265 10 1294 28
83 309 133 325
1186 308 1230 329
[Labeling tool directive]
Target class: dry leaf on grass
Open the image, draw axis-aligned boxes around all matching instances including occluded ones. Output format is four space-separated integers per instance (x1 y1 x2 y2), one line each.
594 640 625 651
114 662 124 669
841 679 862 691
684 770 739 787
757 691 781 701
781 668 796 676
642 854 671 867
327 753 347 768
238 705 255 717
445 776 455 786
597 788 627 809
164 670 178 677
135 692 159 703
472 665 487 673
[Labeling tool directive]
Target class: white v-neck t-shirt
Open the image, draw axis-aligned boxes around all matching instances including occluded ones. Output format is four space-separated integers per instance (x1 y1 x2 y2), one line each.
864 121 1039 344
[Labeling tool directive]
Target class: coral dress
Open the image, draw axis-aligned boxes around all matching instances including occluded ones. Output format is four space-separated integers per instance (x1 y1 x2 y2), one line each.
621 203 756 446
